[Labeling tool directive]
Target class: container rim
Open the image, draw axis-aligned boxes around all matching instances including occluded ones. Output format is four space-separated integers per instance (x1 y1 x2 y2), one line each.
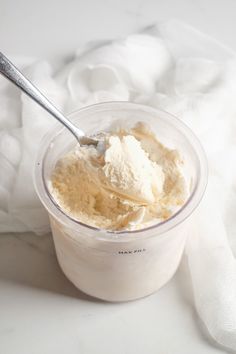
34 101 208 241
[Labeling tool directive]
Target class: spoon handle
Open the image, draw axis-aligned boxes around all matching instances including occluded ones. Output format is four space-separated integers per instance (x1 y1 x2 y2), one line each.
0 52 84 140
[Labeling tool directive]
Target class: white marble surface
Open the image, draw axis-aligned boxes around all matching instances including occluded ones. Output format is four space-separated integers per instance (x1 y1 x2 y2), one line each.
0 0 235 353
0 233 228 354
1 0 236 60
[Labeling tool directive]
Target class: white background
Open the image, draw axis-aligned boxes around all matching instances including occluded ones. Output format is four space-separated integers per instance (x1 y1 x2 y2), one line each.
0 0 234 353
1 0 236 59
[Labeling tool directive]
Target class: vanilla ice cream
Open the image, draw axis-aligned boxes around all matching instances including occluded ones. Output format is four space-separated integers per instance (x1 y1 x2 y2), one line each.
50 122 187 231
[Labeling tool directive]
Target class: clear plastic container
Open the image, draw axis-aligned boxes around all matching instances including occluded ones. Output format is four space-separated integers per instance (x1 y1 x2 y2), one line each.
34 102 208 302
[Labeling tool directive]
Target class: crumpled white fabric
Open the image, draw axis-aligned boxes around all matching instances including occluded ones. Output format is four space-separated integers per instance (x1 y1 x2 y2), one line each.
1 19 236 351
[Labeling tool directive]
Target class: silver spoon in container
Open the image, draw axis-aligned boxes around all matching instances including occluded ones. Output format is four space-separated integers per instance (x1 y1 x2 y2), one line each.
0 52 98 146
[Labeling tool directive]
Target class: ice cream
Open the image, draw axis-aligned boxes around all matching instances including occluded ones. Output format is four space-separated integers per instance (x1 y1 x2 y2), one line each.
50 122 187 231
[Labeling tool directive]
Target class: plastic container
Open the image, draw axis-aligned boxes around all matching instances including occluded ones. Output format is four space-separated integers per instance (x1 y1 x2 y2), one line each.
34 102 208 302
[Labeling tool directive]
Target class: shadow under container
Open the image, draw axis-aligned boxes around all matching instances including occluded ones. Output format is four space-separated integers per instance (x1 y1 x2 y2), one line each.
34 102 208 302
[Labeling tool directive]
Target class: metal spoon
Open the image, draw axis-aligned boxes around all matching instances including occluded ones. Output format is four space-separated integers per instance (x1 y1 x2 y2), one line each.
0 52 97 146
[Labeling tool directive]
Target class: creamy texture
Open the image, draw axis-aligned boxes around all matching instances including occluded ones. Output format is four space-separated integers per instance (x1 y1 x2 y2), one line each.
50 122 187 230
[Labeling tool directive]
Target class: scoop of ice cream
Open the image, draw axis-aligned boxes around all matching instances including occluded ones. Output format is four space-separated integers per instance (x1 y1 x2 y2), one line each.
97 135 164 204
50 123 187 230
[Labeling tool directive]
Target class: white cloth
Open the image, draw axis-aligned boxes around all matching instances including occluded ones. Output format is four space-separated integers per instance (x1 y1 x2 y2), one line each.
1 19 236 351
